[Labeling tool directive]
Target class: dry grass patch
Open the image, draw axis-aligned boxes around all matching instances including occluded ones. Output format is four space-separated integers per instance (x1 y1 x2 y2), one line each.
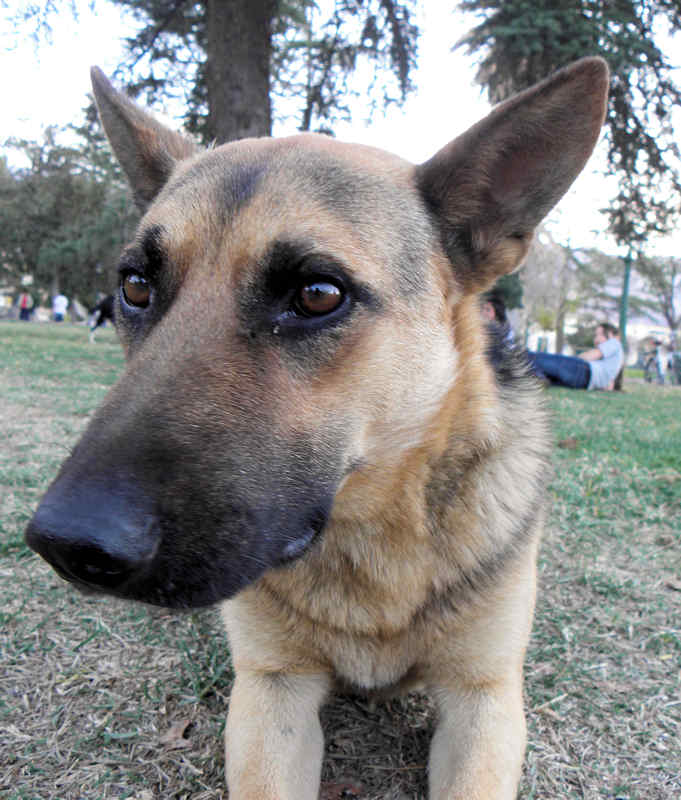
1 321 679 798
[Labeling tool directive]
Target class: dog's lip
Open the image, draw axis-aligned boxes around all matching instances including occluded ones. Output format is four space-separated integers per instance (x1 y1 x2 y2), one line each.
49 561 107 595
277 510 329 564
281 527 318 561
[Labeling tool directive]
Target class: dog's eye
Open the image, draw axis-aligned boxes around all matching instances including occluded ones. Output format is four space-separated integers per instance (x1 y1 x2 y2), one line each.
122 273 151 309
294 280 343 317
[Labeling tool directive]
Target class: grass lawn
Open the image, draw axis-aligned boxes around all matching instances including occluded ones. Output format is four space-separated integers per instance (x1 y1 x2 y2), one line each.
1 319 679 799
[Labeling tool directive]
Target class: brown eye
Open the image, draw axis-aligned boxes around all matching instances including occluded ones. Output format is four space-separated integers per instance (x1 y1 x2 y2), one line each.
122 273 151 308
295 281 343 317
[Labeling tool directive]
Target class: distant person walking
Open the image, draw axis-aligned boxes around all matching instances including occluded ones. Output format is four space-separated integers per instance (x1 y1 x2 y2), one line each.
18 291 34 321
655 341 666 385
527 323 623 391
52 293 69 322
88 294 116 343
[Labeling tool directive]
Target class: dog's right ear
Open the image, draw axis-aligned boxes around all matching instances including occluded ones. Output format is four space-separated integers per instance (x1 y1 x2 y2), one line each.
90 67 198 211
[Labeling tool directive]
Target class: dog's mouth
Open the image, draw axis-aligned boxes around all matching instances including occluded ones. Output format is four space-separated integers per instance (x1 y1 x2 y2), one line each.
25 429 339 608
28 504 331 609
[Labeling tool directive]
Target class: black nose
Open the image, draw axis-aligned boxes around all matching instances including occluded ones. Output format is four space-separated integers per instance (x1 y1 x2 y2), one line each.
25 481 159 592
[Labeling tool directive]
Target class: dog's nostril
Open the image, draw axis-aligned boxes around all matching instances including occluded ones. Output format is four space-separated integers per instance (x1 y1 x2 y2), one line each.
38 539 141 590
83 561 124 578
77 549 131 582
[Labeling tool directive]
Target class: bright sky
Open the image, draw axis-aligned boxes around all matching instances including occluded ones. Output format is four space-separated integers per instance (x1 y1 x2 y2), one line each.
2 0 679 257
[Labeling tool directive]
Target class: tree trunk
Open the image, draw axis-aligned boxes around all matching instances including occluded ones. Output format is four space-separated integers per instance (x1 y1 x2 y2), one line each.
204 0 277 143
555 305 566 354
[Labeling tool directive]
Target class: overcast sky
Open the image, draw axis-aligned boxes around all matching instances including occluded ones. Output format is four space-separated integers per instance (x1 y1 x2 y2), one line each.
2 0 680 257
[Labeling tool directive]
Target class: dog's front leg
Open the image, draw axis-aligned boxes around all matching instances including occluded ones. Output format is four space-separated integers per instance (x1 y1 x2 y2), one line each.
225 669 331 800
428 677 526 800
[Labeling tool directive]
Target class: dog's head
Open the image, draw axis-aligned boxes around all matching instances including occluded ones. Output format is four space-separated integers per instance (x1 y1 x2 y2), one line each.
26 60 608 608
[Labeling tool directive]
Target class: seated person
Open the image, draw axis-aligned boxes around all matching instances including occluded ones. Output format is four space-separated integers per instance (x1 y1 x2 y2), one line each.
527 323 623 390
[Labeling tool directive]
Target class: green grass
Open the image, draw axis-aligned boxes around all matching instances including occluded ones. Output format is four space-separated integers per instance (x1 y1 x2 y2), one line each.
0 322 232 799
523 385 681 799
0 323 124 562
624 367 645 380
1 320 680 799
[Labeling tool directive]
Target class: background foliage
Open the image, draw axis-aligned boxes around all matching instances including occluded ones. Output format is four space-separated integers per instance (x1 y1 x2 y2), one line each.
1 0 680 341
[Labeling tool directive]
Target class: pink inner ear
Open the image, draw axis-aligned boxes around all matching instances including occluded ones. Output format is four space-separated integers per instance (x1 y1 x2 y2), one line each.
493 150 535 205
489 116 562 196
487 124 583 235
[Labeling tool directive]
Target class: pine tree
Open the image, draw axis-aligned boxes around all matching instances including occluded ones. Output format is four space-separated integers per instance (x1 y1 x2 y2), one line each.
457 0 681 248
113 0 419 143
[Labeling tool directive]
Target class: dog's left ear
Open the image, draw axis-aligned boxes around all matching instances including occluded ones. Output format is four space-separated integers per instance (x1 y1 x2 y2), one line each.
415 57 609 293
90 67 199 211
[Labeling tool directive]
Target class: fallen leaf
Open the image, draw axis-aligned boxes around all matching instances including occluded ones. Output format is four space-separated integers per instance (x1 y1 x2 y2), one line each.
654 468 681 485
557 437 578 450
159 718 192 749
536 706 563 720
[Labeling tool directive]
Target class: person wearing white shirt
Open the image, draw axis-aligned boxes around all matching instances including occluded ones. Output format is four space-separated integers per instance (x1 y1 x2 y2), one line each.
52 293 69 322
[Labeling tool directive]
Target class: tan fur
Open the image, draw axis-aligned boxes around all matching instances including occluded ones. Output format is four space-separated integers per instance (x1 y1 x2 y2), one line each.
27 59 609 799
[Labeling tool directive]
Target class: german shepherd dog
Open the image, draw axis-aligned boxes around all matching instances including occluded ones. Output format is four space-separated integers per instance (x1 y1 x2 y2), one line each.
26 58 608 799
